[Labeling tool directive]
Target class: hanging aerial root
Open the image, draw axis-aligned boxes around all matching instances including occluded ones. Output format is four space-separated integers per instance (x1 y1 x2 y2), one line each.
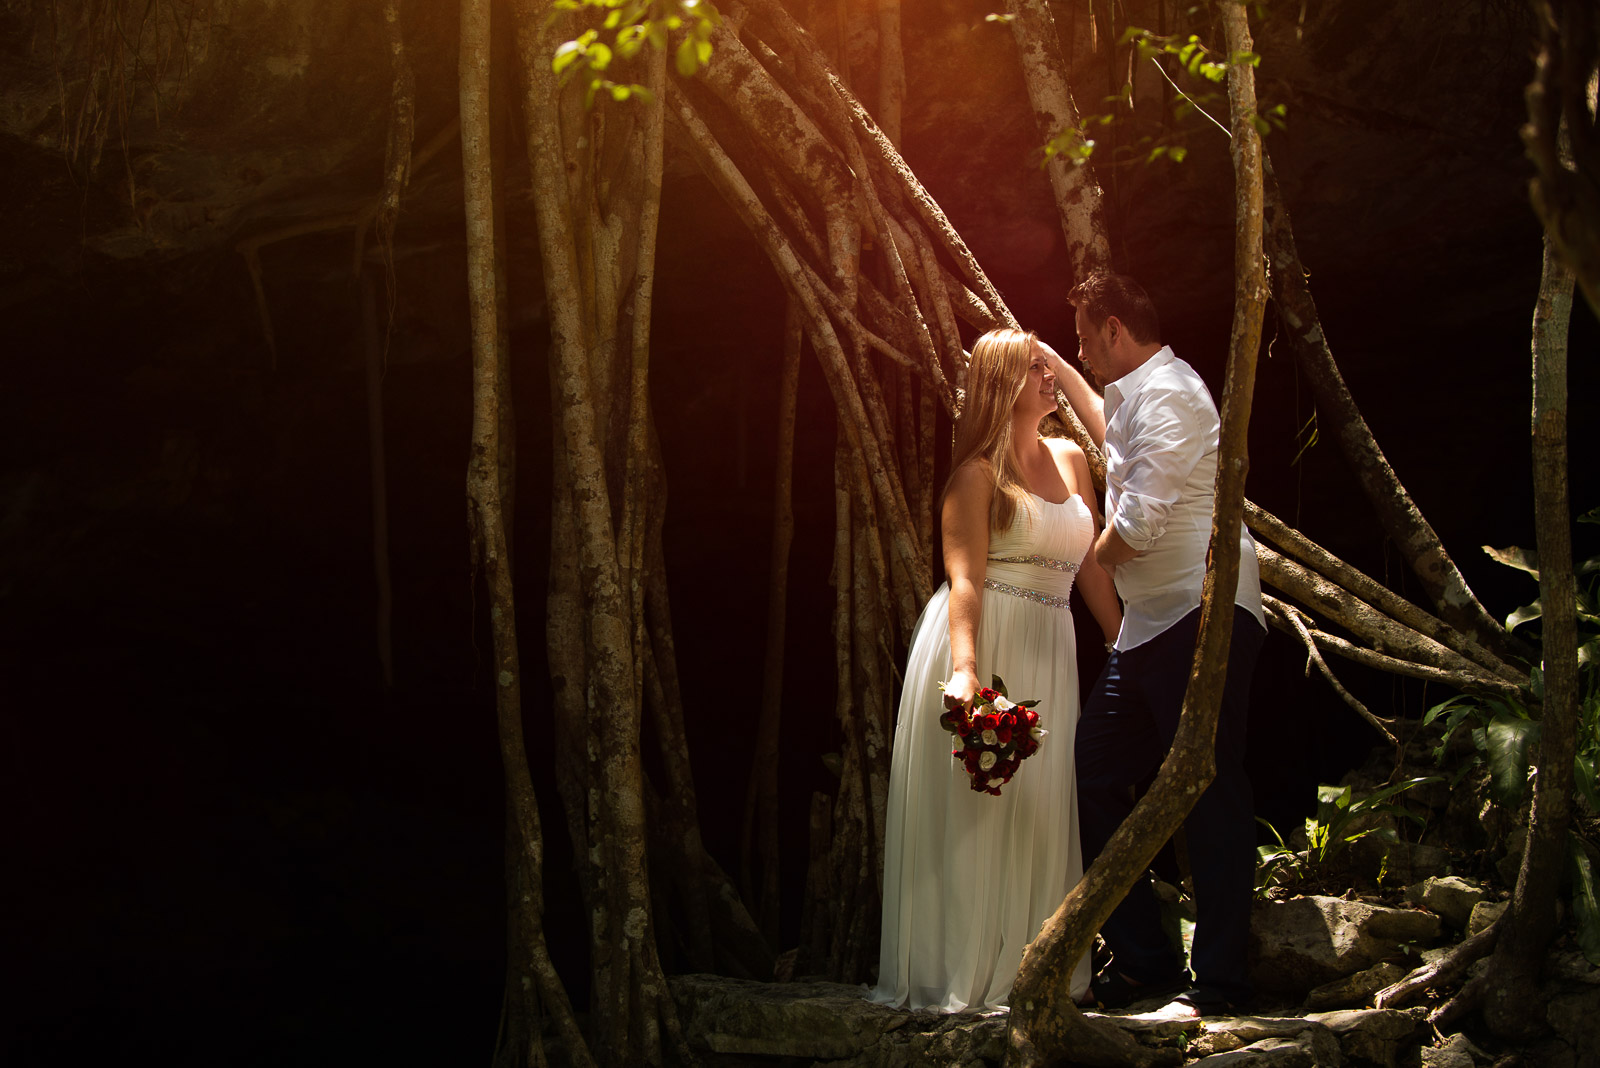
1264 596 1396 745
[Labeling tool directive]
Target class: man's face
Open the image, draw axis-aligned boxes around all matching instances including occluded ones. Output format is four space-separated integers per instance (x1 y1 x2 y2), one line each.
1073 306 1113 388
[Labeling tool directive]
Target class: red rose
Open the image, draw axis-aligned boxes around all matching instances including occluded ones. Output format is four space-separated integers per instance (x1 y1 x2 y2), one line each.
996 726 1012 745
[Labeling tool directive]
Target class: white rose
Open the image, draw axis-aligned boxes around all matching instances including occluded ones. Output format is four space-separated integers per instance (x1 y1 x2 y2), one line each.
992 696 1015 711
979 751 997 771
981 729 997 745
1030 726 1046 741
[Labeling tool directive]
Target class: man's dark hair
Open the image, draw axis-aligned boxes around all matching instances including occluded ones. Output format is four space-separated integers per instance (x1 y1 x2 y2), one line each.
1069 270 1161 344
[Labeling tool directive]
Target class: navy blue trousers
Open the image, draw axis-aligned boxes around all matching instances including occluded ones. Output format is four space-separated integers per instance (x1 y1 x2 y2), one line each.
1075 605 1263 1004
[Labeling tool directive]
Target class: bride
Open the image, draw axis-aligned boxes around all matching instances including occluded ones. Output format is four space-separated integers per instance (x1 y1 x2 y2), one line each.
870 328 1122 1012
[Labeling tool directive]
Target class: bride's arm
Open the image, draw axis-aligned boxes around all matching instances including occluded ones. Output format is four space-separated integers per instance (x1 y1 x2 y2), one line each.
941 461 993 711
1064 447 1123 645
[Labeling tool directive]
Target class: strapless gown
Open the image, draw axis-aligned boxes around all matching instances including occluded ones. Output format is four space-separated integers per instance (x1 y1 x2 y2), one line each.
870 493 1094 1012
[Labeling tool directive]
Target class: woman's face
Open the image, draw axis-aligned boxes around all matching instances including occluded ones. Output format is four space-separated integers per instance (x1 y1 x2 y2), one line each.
1012 342 1057 421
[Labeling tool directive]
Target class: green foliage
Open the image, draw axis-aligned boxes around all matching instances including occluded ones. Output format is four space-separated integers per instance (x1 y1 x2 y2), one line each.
1423 515 1600 963
551 0 720 108
1254 777 1439 898
1291 412 1319 467
1255 816 1307 895
1573 837 1600 965
1038 23 1286 172
1306 777 1439 866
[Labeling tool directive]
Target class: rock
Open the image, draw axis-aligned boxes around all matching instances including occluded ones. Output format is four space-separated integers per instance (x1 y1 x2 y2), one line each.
1251 896 1443 991
1094 1008 1202 1042
1547 985 1600 1058
1523 1037 1579 1068
1466 900 1507 937
669 975 906 1060
1306 1008 1426 1068
1420 1044 1475 1068
1549 949 1600 985
1304 961 1409 1010
1347 838 1453 885
1188 1030 1340 1067
1405 877 1487 929
1429 1032 1488 1066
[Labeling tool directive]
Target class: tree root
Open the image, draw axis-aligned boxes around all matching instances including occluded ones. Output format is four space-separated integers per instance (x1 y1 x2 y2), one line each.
1374 916 1501 1010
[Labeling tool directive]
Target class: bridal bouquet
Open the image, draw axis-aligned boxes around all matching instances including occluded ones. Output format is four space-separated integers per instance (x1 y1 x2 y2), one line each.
938 675 1046 796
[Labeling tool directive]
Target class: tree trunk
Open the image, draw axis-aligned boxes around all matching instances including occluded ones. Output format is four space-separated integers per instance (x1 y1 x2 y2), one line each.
1524 0 1600 321
359 272 394 688
1482 198 1581 1040
874 0 904 146
745 299 803 949
1005 6 1266 1063
461 4 590 1065
512 6 690 1062
1005 0 1112 283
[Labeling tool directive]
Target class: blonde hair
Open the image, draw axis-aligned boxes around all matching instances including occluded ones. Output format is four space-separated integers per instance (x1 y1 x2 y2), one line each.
946 328 1040 532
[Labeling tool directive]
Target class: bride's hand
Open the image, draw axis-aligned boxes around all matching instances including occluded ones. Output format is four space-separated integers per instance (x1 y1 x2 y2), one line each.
943 669 979 713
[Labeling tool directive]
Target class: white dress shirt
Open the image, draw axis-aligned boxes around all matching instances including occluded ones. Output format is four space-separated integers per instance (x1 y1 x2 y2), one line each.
1102 347 1265 651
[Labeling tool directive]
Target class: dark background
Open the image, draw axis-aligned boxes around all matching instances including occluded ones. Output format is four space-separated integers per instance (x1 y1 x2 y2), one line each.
5 1 1598 1064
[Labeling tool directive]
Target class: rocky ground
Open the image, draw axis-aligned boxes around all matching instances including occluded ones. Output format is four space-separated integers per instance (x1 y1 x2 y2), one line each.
669 739 1600 1067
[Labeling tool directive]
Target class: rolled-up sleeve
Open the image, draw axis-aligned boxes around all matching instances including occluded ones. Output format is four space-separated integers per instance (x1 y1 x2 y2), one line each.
1107 389 1206 551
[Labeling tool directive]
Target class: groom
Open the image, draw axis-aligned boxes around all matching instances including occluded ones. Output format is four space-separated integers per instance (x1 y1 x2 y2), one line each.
1043 270 1266 1015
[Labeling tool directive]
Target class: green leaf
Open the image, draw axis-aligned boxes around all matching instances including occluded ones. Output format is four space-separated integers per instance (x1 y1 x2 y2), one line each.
1484 544 1541 578
1507 600 1543 631
1579 638 1600 670
991 674 1009 697
1485 713 1540 806
1358 776 1442 809
675 36 698 76
587 41 613 71
1316 783 1351 811
1169 145 1187 163
610 83 632 101
553 40 585 76
1575 750 1600 816
1579 505 1600 525
1424 695 1472 726
1256 816 1288 848
695 37 712 65
1572 838 1600 966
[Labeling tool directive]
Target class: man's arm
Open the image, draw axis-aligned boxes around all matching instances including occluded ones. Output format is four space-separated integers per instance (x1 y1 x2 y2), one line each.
1101 388 1209 564
1037 339 1106 448
1094 524 1139 567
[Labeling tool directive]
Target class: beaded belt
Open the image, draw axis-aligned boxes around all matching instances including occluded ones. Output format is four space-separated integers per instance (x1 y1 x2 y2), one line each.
989 554 1079 573
983 578 1072 609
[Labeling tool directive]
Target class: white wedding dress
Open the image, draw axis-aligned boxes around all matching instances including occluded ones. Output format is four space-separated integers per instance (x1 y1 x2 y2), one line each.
870 493 1094 1012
